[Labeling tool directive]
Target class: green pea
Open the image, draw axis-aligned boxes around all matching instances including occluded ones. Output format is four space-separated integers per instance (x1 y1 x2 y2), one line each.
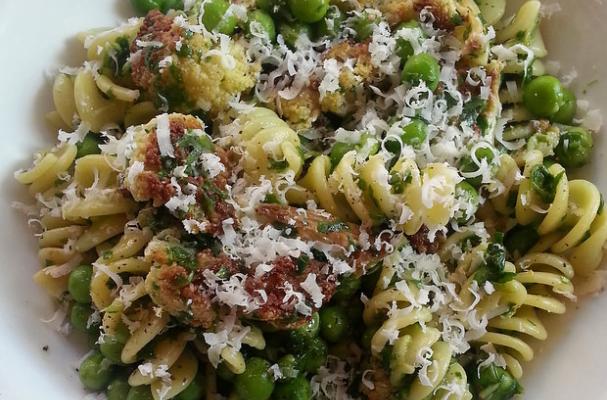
79 351 114 391
175 371 206 400
523 75 565 118
555 126 593 168
288 312 320 345
319 306 349 343
401 53 441 91
395 21 422 63
330 142 355 169
106 376 131 400
351 12 378 41
201 0 238 35
70 303 93 332
288 0 329 23
247 10 276 41
313 6 344 39
127 385 154 400
455 182 479 223
68 265 93 304
294 337 327 373
100 335 126 364
279 22 312 49
234 357 275 400
552 88 577 124
130 0 162 15
504 224 539 259
401 119 428 148
277 354 299 380
473 364 522 400
273 376 312 400
332 273 361 302
76 133 103 159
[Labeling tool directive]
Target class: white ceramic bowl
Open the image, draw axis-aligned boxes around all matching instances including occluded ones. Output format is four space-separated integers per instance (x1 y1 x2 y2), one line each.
1 1 606 398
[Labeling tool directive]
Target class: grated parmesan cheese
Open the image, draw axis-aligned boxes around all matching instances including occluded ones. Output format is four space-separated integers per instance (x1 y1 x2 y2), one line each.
155 114 174 158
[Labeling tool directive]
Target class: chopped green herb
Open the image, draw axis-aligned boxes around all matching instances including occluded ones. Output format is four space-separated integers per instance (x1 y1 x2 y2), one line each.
167 243 198 270
269 158 290 171
296 254 310 273
317 221 349 234
530 164 564 203
216 266 231 280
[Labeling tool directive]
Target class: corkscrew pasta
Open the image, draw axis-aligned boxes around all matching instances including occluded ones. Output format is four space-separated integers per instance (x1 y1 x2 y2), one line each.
13 0 606 399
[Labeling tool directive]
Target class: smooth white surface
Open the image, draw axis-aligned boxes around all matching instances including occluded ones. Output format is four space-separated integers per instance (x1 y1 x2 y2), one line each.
0 1 606 399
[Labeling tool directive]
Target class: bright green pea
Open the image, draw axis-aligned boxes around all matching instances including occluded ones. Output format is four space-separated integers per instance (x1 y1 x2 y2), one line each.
401 53 441 91
130 0 162 15
504 224 539 259
100 335 126 364
68 265 93 304
273 376 312 400
523 75 565 118
288 0 329 23
313 6 344 39
70 303 93 332
455 182 479 223
332 273 361 302
202 0 237 35
175 371 205 400
552 88 577 124
127 385 154 400
290 312 320 341
106 377 131 400
76 133 103 159
277 354 299 380
234 357 275 400
319 306 349 343
351 12 378 41
279 22 312 48
294 337 327 373
247 10 276 41
79 351 114 391
555 126 593 168
401 119 428 148
395 21 422 63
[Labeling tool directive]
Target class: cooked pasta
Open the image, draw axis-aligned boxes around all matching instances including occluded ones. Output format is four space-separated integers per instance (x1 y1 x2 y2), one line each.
14 0 606 399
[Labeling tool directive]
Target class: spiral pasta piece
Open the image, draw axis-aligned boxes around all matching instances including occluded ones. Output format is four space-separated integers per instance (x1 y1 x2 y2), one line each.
473 255 574 379
301 151 461 231
363 259 473 399
33 217 87 298
237 107 304 180
512 158 607 275
15 144 78 195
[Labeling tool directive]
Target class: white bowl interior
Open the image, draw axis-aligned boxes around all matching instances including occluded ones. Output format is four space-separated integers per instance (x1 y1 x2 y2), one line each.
1 0 606 398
